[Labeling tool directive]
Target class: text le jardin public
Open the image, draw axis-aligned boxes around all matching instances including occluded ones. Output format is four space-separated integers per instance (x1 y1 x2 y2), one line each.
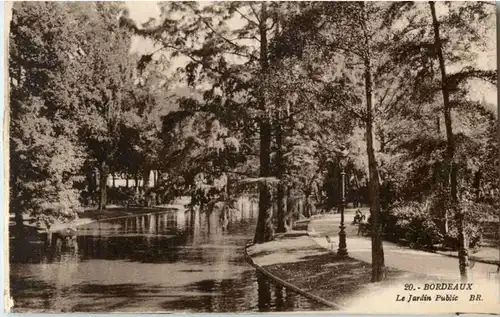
396 283 483 303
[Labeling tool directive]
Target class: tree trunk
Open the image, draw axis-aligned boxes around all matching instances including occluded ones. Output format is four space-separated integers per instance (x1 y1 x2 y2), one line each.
14 206 24 238
276 183 287 233
456 207 468 278
379 131 386 153
304 193 312 218
142 168 151 191
86 167 95 196
142 168 151 206
362 2 385 282
10 50 25 238
254 2 274 244
98 160 108 210
112 173 116 188
10 157 24 237
324 165 337 212
126 175 129 189
285 188 294 230
275 111 287 233
86 167 97 206
274 8 286 234
430 1 467 281
473 170 481 200
444 210 449 234
255 120 274 243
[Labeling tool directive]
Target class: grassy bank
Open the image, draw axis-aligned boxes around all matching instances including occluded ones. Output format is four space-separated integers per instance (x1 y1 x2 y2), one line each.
246 234 431 308
77 206 174 221
10 205 184 237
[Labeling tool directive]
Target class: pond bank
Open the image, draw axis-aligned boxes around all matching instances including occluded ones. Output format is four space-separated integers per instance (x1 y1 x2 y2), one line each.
245 231 341 310
63 205 186 231
14 204 186 235
78 204 185 221
245 232 428 311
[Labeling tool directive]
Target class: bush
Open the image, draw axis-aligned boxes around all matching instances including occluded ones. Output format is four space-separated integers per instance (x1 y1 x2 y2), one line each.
378 198 489 252
389 202 444 249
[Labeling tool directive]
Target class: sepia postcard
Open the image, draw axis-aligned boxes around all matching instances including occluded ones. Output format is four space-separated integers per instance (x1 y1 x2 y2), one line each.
4 1 499 314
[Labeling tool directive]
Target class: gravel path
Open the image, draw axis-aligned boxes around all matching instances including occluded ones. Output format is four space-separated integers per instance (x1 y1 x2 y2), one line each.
309 213 499 281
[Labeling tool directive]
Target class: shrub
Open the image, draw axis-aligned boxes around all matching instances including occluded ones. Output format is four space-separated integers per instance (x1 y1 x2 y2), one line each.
389 202 444 249
378 198 489 252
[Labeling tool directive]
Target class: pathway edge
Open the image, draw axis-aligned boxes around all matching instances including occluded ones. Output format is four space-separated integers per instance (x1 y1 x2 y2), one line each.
244 242 346 311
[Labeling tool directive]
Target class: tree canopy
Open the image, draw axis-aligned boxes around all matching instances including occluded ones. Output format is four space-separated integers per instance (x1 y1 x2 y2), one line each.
9 1 497 282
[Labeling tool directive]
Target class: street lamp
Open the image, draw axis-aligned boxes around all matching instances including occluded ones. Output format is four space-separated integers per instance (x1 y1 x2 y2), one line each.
337 145 349 257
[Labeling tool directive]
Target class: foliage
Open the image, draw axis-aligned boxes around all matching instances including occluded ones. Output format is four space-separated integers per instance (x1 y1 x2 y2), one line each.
9 1 497 278
9 1 148 225
384 202 444 249
9 2 88 227
380 196 493 251
73 2 137 210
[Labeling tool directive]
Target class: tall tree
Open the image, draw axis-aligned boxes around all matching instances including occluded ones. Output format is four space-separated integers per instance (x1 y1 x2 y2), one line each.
266 46 357 223
384 0 496 280
121 2 294 243
276 1 391 281
9 2 88 232
253 2 275 243
76 2 136 210
429 1 496 280
360 2 385 281
428 0 465 278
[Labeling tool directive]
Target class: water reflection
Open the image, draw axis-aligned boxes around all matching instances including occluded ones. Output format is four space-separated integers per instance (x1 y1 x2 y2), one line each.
10 197 327 313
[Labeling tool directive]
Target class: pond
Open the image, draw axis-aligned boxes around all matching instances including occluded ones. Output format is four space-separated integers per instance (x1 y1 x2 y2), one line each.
9 199 328 313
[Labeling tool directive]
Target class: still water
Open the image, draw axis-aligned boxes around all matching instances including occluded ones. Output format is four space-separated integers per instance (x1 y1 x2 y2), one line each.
10 200 327 313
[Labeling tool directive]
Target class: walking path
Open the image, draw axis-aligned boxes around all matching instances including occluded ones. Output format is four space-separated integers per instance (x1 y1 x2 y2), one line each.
309 212 499 281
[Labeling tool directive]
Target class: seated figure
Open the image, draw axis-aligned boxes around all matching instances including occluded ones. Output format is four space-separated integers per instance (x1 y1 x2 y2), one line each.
353 209 365 224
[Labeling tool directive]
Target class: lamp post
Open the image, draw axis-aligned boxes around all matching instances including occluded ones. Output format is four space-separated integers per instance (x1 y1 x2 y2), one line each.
337 146 349 257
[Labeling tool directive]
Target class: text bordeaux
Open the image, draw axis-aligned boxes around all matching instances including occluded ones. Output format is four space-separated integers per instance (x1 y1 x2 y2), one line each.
423 283 473 291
